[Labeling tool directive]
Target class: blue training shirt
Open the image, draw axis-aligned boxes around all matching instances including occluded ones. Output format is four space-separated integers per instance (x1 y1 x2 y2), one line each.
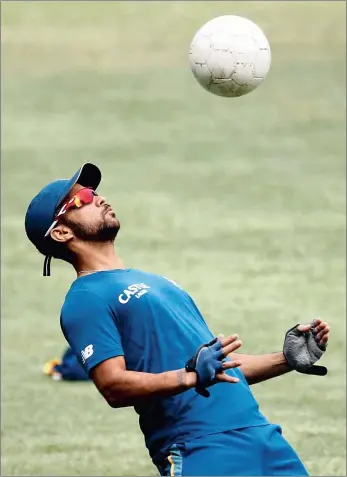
60 269 269 459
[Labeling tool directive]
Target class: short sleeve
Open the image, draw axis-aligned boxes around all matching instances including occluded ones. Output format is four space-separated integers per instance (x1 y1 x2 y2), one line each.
60 291 124 375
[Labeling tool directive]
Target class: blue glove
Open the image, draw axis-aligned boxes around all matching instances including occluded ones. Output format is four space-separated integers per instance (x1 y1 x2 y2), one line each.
185 337 225 397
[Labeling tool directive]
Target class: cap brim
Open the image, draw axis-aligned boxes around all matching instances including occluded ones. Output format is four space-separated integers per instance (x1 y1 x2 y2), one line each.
56 163 102 206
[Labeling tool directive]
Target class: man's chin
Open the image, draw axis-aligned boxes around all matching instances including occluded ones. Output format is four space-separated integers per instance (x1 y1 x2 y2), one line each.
97 224 120 242
106 218 121 237
109 216 120 230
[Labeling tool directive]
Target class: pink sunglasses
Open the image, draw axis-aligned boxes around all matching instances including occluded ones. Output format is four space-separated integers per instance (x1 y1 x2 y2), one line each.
44 188 97 237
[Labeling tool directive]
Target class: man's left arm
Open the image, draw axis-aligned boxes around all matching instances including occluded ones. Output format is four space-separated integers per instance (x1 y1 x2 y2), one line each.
229 351 291 385
230 318 330 385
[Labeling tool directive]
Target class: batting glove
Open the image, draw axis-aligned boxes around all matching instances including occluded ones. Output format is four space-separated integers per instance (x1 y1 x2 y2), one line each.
185 337 225 397
283 320 328 376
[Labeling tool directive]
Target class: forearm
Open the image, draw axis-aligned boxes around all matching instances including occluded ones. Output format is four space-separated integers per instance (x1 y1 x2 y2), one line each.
99 368 197 408
230 352 292 385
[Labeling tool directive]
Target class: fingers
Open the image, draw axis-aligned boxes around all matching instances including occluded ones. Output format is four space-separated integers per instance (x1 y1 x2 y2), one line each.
312 318 330 346
315 326 330 340
215 372 240 384
297 324 312 333
221 337 243 357
297 319 330 345
315 327 330 346
314 320 329 334
319 333 329 346
222 360 242 370
219 334 239 347
313 318 323 327
215 334 242 357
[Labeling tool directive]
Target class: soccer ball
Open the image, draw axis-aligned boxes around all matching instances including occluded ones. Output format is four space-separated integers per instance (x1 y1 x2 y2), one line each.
189 15 271 98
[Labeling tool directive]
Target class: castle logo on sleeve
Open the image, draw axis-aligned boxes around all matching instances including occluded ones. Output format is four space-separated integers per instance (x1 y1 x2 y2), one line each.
118 283 151 304
81 344 94 364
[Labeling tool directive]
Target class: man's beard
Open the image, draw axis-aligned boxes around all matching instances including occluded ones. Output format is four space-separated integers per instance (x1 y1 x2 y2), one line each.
63 216 120 242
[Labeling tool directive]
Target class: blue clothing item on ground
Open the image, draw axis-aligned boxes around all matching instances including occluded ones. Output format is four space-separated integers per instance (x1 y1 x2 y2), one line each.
155 424 309 476
61 269 270 458
55 347 90 381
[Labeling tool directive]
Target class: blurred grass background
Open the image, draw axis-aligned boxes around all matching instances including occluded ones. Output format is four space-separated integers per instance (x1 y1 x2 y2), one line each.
1 1 346 476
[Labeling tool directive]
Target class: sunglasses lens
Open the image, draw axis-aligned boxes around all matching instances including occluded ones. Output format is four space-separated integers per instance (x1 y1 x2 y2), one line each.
51 189 96 230
75 188 94 205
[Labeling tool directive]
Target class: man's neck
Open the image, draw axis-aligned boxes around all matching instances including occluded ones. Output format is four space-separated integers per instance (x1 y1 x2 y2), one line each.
74 242 125 275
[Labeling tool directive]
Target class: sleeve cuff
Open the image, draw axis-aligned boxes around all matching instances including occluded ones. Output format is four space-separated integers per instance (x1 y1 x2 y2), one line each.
86 350 124 376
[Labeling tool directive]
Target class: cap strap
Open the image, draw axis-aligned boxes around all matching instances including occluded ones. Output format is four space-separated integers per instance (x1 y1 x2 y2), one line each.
43 255 52 276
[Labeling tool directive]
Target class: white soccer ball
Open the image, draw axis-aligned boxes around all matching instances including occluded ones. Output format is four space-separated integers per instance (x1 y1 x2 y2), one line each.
189 15 271 98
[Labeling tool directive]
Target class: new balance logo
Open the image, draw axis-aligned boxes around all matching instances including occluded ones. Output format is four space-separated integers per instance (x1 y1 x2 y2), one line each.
81 344 94 364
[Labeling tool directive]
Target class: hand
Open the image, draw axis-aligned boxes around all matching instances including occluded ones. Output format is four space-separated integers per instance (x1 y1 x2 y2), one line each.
283 318 329 376
214 335 243 384
298 318 330 348
185 334 242 397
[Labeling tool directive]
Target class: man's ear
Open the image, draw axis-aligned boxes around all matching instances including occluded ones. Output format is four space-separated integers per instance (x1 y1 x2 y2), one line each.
50 224 74 244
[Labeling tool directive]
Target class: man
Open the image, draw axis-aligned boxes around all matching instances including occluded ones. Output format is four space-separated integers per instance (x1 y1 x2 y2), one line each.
25 163 330 476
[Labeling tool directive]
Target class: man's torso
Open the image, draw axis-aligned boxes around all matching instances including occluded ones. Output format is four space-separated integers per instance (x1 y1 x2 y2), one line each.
61 269 269 457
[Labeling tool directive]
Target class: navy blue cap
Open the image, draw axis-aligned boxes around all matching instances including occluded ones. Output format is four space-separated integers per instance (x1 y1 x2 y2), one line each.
25 163 101 275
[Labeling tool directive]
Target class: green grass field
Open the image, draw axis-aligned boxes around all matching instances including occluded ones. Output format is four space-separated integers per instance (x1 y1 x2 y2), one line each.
1 1 346 476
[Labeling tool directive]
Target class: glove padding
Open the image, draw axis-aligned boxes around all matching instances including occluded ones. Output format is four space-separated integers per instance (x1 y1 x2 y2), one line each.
283 321 328 376
185 337 225 397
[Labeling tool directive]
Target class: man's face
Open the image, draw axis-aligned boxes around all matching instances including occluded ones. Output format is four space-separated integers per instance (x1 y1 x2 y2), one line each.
60 184 120 242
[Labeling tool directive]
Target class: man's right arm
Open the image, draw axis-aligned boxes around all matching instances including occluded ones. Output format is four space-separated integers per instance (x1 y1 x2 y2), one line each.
92 335 243 408
61 292 242 406
91 356 197 408
61 293 197 407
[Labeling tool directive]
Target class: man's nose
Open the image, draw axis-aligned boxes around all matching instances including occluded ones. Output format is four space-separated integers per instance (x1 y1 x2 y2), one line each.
95 195 106 207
